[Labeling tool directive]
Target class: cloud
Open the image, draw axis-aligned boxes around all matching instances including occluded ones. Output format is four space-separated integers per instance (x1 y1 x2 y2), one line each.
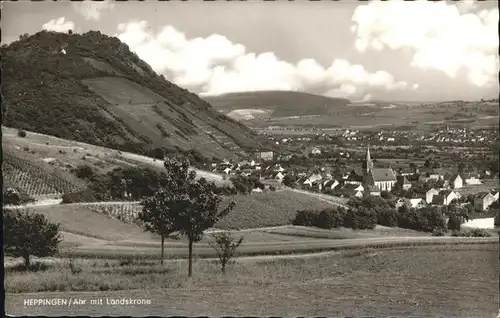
42 17 75 33
115 21 415 98
352 0 499 87
72 0 115 21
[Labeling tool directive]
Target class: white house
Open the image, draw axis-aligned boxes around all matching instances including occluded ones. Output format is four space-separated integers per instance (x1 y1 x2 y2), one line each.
223 167 232 175
426 188 440 204
251 188 263 194
462 173 482 185
311 147 322 155
449 174 463 189
274 172 285 182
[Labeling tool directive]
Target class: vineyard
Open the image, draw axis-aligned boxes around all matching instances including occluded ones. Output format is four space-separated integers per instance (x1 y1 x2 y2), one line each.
3 152 84 197
82 191 341 230
88 203 143 224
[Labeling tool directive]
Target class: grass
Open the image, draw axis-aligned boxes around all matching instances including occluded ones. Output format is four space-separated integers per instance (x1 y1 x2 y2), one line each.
5 243 498 316
217 191 339 229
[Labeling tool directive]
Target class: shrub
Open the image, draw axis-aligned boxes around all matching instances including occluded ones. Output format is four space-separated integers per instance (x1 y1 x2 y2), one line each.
269 186 276 192
209 231 244 273
432 228 447 236
293 210 318 226
418 207 447 232
73 165 95 180
343 207 377 230
3 188 21 205
375 207 398 227
17 129 27 137
447 213 461 231
459 228 492 237
62 188 99 203
315 208 346 229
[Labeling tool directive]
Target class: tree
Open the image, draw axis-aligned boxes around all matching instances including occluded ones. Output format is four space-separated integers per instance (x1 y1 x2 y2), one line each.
283 174 296 187
447 213 461 231
138 159 235 276
3 209 62 268
17 129 27 138
4 188 21 206
209 231 243 273
138 191 179 265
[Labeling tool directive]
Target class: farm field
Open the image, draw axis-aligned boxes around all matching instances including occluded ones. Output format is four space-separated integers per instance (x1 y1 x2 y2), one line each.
6 243 498 316
9 202 496 260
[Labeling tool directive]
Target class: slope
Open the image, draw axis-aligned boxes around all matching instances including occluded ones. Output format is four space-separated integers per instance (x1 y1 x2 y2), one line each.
203 90 350 118
1 30 272 160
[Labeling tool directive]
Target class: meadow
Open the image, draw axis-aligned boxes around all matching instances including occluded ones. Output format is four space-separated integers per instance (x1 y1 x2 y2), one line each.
5 243 498 317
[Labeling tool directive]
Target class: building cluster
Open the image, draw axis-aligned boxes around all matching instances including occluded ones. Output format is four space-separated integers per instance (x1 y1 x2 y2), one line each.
208 146 499 213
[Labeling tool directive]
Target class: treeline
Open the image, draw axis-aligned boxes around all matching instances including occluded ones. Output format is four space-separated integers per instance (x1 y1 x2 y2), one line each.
292 196 490 236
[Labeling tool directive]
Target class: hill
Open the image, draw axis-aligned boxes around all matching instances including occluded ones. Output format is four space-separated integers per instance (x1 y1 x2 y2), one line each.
1 126 231 199
1 30 273 161
203 90 350 119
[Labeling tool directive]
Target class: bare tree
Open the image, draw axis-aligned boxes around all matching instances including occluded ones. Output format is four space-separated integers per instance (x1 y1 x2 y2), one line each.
210 231 244 273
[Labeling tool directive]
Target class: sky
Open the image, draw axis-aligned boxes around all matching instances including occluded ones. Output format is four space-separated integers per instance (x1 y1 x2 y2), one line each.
3 0 499 102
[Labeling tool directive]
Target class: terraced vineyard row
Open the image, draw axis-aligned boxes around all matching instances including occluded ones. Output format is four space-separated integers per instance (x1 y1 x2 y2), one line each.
3 152 84 196
3 163 60 196
89 203 142 224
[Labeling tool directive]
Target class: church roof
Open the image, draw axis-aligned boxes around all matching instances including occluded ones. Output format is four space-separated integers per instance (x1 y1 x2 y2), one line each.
370 168 397 182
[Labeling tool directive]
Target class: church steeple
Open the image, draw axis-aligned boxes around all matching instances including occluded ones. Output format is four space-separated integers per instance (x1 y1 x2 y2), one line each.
364 144 373 174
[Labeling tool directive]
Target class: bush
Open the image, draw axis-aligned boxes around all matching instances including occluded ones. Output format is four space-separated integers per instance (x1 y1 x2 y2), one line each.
343 207 377 230
418 207 447 232
269 186 276 192
447 213 461 231
62 189 99 203
73 165 95 180
293 210 318 226
17 129 27 137
459 228 492 237
432 228 447 236
315 208 346 229
375 207 398 227
3 188 21 205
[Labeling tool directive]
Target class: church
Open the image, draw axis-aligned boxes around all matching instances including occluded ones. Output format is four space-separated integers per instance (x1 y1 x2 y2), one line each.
348 146 397 193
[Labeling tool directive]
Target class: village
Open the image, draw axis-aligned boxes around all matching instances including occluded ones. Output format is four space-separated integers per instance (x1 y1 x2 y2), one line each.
204 129 499 222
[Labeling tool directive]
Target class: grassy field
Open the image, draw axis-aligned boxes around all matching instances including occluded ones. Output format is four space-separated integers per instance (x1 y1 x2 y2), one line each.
5 243 498 316
217 190 342 229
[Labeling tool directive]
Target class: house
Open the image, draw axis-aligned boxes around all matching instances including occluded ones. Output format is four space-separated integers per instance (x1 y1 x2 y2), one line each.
426 188 440 204
312 180 323 192
396 175 412 190
342 184 364 198
223 167 232 175
273 172 285 182
449 174 463 189
311 147 322 155
433 190 461 206
366 168 397 192
474 192 496 211
302 173 323 186
395 198 426 210
490 190 499 201
461 172 482 185
323 179 340 190
251 188 263 194
273 165 285 173
256 151 274 161
410 198 427 210
278 153 293 162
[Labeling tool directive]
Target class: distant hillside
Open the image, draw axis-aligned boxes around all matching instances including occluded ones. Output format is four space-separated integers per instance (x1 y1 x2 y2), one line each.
203 91 350 119
1 30 273 160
